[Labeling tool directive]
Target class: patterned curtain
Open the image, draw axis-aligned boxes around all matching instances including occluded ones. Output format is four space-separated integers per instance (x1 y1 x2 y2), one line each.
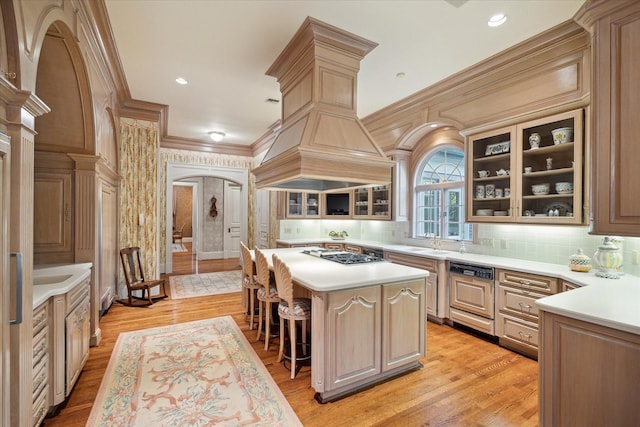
119 118 159 290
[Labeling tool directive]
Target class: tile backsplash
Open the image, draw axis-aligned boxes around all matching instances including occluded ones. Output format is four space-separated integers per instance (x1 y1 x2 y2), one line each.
279 219 640 277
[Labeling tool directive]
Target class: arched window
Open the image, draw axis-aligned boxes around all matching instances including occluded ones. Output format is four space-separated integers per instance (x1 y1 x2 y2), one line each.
414 147 472 241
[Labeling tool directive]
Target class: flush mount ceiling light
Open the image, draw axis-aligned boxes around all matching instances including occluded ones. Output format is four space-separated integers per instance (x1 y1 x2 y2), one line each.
488 14 507 27
208 131 225 142
175 77 188 85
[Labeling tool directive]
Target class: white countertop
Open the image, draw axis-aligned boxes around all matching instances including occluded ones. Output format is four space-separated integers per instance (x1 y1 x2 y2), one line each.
254 247 428 292
277 238 640 334
536 282 640 335
33 263 93 308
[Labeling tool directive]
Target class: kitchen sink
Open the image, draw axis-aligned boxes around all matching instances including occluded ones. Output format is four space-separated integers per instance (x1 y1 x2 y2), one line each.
33 274 72 286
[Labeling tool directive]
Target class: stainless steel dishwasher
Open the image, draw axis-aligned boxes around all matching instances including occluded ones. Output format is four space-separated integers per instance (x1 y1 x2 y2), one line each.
448 262 496 336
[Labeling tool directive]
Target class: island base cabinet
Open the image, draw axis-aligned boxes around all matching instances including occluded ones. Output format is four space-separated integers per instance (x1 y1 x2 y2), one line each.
539 311 640 427
382 280 426 372
324 286 381 392
312 278 426 402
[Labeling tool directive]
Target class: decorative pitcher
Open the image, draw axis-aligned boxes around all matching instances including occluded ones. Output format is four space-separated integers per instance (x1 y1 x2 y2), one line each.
593 237 622 279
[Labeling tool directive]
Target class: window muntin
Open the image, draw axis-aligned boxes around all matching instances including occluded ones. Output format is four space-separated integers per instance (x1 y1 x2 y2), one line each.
415 147 472 241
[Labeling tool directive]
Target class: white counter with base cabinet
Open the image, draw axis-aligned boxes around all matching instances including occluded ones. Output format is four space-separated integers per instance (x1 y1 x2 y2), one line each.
32 263 92 421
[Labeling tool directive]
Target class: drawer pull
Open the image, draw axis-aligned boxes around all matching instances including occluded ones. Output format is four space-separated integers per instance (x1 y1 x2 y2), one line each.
518 302 533 312
518 331 533 341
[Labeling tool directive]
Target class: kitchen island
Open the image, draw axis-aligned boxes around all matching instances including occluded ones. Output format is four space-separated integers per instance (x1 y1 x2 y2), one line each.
254 247 429 402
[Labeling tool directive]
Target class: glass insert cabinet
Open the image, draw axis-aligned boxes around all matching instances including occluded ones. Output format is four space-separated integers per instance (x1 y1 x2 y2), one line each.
286 192 321 218
353 184 391 219
466 109 584 224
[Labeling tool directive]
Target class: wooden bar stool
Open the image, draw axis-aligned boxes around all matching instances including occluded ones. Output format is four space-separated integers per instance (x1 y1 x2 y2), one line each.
272 254 311 379
254 247 280 350
240 242 259 330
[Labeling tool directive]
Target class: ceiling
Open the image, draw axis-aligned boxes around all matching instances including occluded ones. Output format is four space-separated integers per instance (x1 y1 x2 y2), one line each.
104 0 585 149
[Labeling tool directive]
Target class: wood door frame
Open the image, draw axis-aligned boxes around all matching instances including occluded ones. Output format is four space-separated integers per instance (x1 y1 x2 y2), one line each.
164 162 247 274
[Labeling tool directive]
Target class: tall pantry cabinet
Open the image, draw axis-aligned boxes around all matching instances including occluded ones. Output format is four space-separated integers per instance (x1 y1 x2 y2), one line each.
0 132 10 427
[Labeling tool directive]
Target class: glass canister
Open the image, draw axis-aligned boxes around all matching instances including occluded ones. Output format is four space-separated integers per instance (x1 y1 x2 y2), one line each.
593 236 623 279
568 248 592 272
610 236 624 274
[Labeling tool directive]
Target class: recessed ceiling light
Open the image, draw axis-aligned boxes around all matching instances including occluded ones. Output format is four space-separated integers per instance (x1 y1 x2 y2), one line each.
208 131 225 142
175 77 188 85
395 72 406 79
266 98 280 104
488 14 507 27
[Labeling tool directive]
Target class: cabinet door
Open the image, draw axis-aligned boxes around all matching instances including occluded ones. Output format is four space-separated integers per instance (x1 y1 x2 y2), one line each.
352 187 371 217
516 109 583 224
382 279 426 372
371 184 391 219
65 298 89 396
34 172 73 263
589 2 640 235
466 126 517 222
425 272 438 317
0 135 8 427
326 286 380 390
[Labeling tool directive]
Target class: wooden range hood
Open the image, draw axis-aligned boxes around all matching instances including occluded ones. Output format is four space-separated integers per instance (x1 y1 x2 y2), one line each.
253 17 394 191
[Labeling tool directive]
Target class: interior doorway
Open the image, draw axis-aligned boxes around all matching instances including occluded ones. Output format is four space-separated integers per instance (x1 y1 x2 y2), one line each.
164 162 248 274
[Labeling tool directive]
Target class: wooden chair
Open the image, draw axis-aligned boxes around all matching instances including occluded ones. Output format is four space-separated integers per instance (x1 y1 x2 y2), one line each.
272 253 311 379
172 224 185 244
255 247 280 350
240 242 260 330
119 247 168 306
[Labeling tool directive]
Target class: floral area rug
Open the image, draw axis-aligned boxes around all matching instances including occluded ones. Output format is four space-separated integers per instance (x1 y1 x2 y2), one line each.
87 316 301 426
172 243 188 252
169 270 242 300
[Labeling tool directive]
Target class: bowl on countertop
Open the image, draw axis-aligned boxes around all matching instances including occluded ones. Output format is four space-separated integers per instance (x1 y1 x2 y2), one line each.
552 127 573 145
532 183 550 195
555 182 573 194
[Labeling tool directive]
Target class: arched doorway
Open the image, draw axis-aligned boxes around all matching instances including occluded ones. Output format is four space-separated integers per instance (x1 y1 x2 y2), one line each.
165 162 248 274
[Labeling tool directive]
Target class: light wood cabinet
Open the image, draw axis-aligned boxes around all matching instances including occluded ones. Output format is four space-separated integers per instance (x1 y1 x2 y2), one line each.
34 172 73 264
32 302 49 427
352 185 391 219
578 0 640 236
285 192 321 218
466 109 584 225
381 280 425 372
539 310 640 426
384 252 442 320
326 286 381 390
324 242 344 251
0 133 9 427
496 269 558 358
560 280 579 292
49 277 91 408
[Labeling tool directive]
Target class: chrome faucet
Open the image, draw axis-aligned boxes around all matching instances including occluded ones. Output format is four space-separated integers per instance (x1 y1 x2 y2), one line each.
428 233 440 250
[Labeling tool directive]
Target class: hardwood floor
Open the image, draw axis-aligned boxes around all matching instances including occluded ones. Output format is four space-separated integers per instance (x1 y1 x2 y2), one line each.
43 246 539 426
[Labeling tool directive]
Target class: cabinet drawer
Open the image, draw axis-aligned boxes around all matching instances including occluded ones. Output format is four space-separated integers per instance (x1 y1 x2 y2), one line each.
385 252 437 272
497 314 539 357
32 357 48 403
497 285 545 323
498 269 557 294
344 244 362 254
32 325 48 367
450 307 495 335
32 385 48 427
33 303 48 335
66 277 90 310
324 243 344 250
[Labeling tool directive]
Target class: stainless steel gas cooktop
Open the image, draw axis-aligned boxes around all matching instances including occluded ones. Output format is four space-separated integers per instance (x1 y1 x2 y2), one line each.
302 249 385 265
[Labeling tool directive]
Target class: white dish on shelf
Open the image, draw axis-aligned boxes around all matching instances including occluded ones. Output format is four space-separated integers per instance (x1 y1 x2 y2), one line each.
493 211 508 216
543 201 572 217
532 183 550 195
476 209 494 216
